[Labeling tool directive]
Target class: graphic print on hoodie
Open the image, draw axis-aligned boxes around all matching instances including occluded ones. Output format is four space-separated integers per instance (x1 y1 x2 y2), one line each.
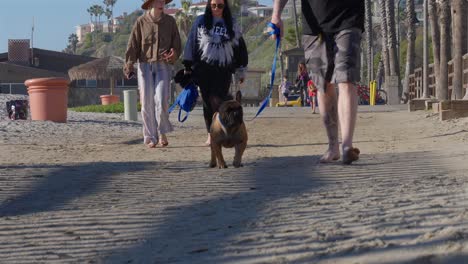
183 16 248 71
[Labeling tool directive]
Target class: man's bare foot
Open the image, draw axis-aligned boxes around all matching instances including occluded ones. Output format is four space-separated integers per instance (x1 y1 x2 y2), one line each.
342 147 360 165
205 133 211 146
320 148 340 163
147 142 157 148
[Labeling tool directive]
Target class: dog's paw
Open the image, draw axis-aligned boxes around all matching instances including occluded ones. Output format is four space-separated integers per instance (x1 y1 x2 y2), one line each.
209 161 217 168
233 162 243 168
218 163 228 169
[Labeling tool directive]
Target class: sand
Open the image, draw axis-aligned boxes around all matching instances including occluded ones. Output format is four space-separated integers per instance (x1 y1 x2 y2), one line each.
0 94 467 263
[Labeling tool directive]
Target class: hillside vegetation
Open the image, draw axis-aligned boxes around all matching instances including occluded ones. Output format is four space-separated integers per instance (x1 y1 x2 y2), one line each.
73 10 301 87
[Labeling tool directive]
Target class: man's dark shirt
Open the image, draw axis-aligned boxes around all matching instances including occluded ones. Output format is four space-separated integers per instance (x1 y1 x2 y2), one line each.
301 0 365 35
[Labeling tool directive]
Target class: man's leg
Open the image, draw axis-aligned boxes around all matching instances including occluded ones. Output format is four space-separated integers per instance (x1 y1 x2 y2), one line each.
333 28 362 164
303 32 339 162
338 82 358 152
318 83 340 162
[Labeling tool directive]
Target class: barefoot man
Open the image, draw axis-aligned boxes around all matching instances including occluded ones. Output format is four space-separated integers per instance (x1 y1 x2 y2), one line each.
270 0 364 164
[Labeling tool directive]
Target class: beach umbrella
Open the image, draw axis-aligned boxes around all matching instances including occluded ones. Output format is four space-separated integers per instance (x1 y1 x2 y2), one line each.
68 56 126 95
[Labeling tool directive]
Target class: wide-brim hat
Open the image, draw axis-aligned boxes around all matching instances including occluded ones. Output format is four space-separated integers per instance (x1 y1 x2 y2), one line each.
142 0 173 10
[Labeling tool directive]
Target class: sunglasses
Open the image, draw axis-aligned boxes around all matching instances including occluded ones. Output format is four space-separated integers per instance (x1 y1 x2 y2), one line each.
211 3 225 9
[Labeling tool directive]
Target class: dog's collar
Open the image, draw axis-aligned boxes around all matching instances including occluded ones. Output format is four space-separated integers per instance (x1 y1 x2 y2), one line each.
216 112 228 135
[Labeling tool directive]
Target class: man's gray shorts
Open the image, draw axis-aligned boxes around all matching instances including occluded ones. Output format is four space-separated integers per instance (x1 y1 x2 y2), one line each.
302 27 362 93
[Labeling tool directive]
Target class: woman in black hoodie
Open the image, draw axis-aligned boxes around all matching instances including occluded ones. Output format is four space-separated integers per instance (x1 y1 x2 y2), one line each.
183 0 248 145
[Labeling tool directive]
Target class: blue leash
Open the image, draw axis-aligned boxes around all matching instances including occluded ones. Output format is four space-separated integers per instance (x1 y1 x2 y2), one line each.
251 22 281 120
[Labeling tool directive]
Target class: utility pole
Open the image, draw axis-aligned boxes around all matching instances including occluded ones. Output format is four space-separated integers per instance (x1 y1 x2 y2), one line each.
397 0 402 63
31 17 35 66
422 0 429 98
291 0 300 48
240 3 243 32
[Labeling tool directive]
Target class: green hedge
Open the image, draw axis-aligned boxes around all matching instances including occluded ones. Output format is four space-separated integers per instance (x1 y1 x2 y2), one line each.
70 102 141 113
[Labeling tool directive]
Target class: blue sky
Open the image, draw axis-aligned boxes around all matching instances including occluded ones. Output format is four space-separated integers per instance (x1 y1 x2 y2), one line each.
0 0 272 53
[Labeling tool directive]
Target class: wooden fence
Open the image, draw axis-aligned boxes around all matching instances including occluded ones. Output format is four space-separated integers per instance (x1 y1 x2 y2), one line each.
408 53 468 100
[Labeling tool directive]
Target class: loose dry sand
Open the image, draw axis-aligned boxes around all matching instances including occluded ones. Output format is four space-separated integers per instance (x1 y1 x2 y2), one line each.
1 94 467 263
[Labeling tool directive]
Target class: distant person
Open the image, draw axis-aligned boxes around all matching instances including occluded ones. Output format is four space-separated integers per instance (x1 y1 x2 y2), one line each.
307 79 317 114
183 0 248 146
270 0 364 164
124 0 181 148
279 76 291 105
295 62 310 107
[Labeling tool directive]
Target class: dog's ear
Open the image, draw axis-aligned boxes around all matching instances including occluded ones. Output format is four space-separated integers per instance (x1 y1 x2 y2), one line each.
235 90 242 104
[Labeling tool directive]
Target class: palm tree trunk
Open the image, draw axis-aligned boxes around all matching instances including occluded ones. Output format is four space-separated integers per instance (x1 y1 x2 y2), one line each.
365 0 373 84
379 0 390 78
438 0 450 100
376 59 384 89
385 0 400 81
452 0 466 99
361 45 366 83
403 0 416 102
428 0 441 98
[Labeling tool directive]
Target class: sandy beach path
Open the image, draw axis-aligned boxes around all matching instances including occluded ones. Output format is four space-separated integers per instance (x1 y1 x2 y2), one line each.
0 105 467 263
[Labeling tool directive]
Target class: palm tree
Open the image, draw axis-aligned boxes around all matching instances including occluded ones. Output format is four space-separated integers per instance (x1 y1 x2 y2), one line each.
103 0 117 16
403 0 416 102
437 0 450 100
376 59 384 89
95 5 105 31
87 5 98 46
68 34 79 54
364 0 373 84
105 8 113 32
385 0 399 84
103 0 118 32
452 0 467 99
176 0 193 40
379 0 390 78
87 6 96 27
428 0 440 99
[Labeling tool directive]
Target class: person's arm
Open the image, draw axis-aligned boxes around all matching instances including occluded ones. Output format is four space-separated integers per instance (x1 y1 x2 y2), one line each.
270 0 289 38
165 18 182 64
234 36 248 83
295 75 300 86
124 20 142 78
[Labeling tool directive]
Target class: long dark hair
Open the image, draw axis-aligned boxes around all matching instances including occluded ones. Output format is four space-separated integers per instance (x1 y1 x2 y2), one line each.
297 62 307 76
203 0 235 39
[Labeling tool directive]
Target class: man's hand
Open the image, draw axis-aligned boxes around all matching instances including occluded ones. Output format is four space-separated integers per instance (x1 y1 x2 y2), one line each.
239 77 245 84
269 17 284 39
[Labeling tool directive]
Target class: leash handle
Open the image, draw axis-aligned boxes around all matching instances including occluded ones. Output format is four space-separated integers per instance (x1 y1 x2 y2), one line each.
250 23 281 121
178 108 189 122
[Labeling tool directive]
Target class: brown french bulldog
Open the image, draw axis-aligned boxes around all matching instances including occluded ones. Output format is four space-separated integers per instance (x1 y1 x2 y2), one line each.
209 91 248 169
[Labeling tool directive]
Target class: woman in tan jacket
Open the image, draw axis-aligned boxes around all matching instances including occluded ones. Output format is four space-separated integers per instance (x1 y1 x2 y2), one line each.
124 0 181 148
